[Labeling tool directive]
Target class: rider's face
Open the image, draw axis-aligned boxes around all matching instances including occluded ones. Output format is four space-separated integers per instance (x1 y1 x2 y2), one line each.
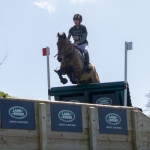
74 20 80 26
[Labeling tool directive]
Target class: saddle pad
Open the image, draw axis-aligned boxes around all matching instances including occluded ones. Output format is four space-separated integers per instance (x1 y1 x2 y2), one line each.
75 49 84 61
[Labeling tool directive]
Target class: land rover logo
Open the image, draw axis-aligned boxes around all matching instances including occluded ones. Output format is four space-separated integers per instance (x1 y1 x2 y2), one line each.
105 113 121 125
58 110 75 122
96 97 112 105
9 106 27 119
69 100 80 102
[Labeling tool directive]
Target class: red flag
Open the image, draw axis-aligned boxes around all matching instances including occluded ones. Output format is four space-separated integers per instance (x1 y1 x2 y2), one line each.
42 47 50 56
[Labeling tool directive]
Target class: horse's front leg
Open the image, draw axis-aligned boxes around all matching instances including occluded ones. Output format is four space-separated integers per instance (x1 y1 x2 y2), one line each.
68 66 78 84
54 69 68 84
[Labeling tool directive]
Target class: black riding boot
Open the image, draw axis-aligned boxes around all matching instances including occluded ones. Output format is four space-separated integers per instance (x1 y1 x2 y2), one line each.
84 52 92 72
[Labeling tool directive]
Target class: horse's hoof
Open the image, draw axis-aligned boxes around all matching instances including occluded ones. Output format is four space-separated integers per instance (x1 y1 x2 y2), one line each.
61 78 68 84
70 79 78 84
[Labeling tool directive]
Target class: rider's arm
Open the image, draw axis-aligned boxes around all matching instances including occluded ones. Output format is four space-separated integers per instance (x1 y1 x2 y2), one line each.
76 34 87 44
76 25 88 44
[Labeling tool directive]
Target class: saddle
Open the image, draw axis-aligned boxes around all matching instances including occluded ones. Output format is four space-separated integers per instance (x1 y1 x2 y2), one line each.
75 47 92 73
75 47 85 61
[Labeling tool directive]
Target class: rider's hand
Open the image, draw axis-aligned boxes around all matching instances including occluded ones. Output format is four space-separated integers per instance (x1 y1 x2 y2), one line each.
73 42 78 46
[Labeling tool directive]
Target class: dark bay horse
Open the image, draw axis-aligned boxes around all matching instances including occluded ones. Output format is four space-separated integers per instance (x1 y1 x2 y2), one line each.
54 32 100 85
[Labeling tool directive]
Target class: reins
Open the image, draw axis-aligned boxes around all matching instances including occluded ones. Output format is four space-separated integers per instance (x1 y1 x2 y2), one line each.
54 49 71 58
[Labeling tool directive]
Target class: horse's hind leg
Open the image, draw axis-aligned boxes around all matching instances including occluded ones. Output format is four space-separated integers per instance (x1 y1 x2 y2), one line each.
91 68 100 83
93 74 100 83
94 72 100 83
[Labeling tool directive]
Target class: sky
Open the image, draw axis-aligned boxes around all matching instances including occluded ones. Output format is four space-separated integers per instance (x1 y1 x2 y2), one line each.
0 0 150 114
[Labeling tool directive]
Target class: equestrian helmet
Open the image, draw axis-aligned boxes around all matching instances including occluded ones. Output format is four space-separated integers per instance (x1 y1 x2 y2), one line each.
73 14 82 22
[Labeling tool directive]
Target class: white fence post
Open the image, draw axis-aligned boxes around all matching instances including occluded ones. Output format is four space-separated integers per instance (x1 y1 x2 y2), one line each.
88 107 97 150
39 103 47 150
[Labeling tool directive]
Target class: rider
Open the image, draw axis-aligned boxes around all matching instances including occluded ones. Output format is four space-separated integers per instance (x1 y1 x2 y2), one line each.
68 14 92 72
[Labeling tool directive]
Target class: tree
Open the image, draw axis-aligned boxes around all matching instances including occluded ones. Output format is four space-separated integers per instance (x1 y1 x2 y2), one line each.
0 43 9 66
0 46 10 98
0 51 9 66
145 92 150 117
0 91 10 98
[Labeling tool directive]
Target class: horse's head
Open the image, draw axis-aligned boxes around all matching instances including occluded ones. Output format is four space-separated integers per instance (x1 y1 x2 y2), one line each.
56 32 72 62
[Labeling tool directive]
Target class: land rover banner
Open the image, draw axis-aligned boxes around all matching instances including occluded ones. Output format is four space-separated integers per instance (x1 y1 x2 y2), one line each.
98 107 128 134
92 93 115 105
1 100 36 130
51 103 83 132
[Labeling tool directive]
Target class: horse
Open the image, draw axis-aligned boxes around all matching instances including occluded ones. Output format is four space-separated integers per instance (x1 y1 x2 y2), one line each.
54 32 100 85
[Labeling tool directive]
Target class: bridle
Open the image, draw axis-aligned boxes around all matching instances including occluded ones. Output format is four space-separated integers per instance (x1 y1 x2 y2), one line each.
54 42 74 60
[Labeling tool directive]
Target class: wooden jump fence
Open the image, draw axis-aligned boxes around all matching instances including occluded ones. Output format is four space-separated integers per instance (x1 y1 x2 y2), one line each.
0 98 149 150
